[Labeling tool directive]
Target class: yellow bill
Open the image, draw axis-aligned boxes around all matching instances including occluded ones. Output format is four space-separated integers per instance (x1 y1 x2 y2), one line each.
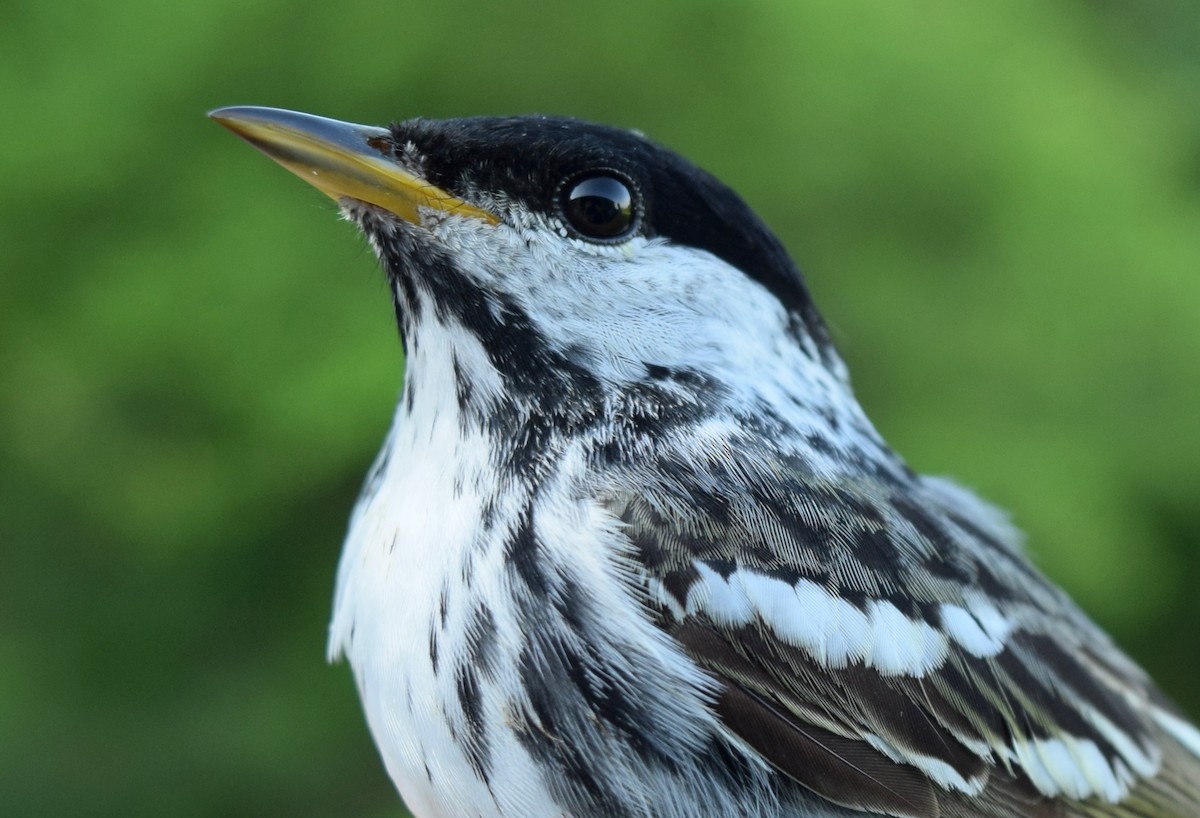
209 106 497 226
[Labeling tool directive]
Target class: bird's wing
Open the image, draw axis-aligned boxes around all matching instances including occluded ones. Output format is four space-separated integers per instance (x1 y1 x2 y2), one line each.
606 460 1200 818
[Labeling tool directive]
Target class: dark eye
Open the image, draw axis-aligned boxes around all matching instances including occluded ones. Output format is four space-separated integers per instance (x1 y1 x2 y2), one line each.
559 172 638 241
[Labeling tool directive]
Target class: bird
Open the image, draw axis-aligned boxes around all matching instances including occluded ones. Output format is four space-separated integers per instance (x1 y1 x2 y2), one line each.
211 105 1200 818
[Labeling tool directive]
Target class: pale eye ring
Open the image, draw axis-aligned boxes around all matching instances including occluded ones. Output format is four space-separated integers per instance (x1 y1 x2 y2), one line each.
558 171 640 242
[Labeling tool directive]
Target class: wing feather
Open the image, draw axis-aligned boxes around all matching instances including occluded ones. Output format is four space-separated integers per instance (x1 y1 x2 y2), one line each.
606 464 1200 817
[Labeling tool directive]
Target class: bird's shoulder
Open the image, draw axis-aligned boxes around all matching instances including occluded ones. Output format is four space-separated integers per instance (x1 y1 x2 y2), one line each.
596 439 1200 818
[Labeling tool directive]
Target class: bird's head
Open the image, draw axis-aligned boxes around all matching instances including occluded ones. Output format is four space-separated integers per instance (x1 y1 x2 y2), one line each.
211 107 857 436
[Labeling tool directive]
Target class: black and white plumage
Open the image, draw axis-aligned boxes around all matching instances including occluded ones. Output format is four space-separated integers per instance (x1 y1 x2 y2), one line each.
212 106 1200 818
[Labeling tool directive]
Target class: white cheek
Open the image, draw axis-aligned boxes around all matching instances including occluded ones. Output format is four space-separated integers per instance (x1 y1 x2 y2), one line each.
481 235 802 382
431 219 870 454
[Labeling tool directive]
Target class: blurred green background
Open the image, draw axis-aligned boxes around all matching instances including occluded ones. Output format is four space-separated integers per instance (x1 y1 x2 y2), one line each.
3 1 1198 815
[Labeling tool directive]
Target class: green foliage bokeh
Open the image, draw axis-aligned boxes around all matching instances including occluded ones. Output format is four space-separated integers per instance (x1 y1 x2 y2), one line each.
2 2 1198 816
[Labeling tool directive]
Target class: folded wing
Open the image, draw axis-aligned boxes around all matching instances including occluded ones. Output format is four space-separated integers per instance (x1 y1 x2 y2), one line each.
609 461 1200 817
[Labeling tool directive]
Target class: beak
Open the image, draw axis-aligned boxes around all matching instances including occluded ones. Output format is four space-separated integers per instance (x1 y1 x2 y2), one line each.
209 106 497 226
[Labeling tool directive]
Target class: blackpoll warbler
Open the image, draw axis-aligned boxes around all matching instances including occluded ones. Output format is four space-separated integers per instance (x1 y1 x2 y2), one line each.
212 106 1200 818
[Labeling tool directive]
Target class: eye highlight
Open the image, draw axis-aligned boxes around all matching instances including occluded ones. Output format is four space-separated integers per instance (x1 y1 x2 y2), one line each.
559 172 639 241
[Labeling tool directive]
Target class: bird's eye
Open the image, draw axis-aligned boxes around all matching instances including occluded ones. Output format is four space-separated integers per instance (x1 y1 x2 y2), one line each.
559 172 638 241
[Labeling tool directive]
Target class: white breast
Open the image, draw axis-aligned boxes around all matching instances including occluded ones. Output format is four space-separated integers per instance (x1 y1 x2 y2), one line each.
326 314 570 818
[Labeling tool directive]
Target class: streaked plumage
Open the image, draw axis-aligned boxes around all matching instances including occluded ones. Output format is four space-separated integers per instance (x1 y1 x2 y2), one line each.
212 106 1200 817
